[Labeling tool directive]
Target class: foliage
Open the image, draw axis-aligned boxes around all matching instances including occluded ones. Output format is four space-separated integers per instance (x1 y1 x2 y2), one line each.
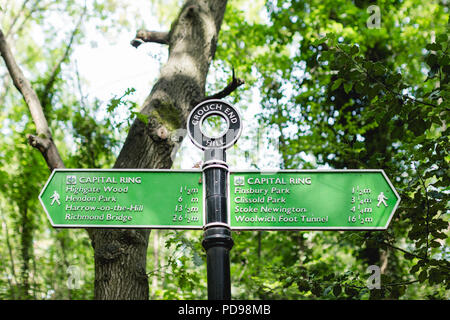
0 0 448 300
0 0 138 299
149 230 206 299
214 0 449 299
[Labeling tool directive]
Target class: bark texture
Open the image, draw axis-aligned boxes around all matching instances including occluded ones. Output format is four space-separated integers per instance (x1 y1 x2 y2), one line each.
131 30 169 47
90 0 228 300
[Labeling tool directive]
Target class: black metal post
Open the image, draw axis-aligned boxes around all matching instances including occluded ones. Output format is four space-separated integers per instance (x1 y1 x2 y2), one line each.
187 100 242 300
202 149 233 300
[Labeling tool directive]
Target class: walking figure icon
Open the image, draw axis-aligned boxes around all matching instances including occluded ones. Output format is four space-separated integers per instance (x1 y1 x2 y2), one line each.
50 190 61 206
377 192 388 207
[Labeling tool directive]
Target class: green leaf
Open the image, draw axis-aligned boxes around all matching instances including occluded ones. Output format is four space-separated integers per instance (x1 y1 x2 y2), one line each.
437 53 450 65
436 33 448 44
344 82 353 94
331 78 343 91
410 264 420 274
354 81 365 94
318 50 332 61
428 191 443 199
323 285 333 296
311 283 323 296
418 270 428 283
350 45 359 56
296 279 310 292
426 43 442 51
333 284 342 297
312 36 328 46
425 54 438 67
428 268 443 285
430 241 441 248
386 73 402 85
408 118 427 136
344 286 359 297
431 231 447 240
373 62 385 76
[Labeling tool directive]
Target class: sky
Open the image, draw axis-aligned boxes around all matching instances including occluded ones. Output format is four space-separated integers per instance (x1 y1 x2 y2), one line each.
72 1 164 103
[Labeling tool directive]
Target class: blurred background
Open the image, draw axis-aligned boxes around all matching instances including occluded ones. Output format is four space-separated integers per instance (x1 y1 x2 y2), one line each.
0 0 448 299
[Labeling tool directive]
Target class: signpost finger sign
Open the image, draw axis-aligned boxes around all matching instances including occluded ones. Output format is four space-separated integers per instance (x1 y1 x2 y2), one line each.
228 170 400 230
39 169 204 229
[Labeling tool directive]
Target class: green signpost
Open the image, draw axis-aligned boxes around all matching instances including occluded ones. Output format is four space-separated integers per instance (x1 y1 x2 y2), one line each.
39 169 204 229
228 170 400 230
39 168 400 230
38 100 402 300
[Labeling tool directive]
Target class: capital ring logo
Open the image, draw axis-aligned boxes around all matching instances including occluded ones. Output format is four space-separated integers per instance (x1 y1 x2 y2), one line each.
66 175 77 185
233 176 245 186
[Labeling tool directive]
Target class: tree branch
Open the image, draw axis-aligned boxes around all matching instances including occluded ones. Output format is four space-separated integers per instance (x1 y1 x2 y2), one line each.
380 240 426 260
201 68 244 102
74 59 87 109
335 43 441 109
0 28 64 170
41 4 86 111
7 2 51 39
4 0 32 38
130 29 169 48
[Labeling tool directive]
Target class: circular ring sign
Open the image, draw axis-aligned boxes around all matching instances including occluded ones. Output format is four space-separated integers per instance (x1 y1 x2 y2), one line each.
187 99 242 150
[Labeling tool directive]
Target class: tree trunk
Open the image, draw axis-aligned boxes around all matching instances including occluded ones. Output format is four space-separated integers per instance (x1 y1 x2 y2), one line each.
89 0 228 299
